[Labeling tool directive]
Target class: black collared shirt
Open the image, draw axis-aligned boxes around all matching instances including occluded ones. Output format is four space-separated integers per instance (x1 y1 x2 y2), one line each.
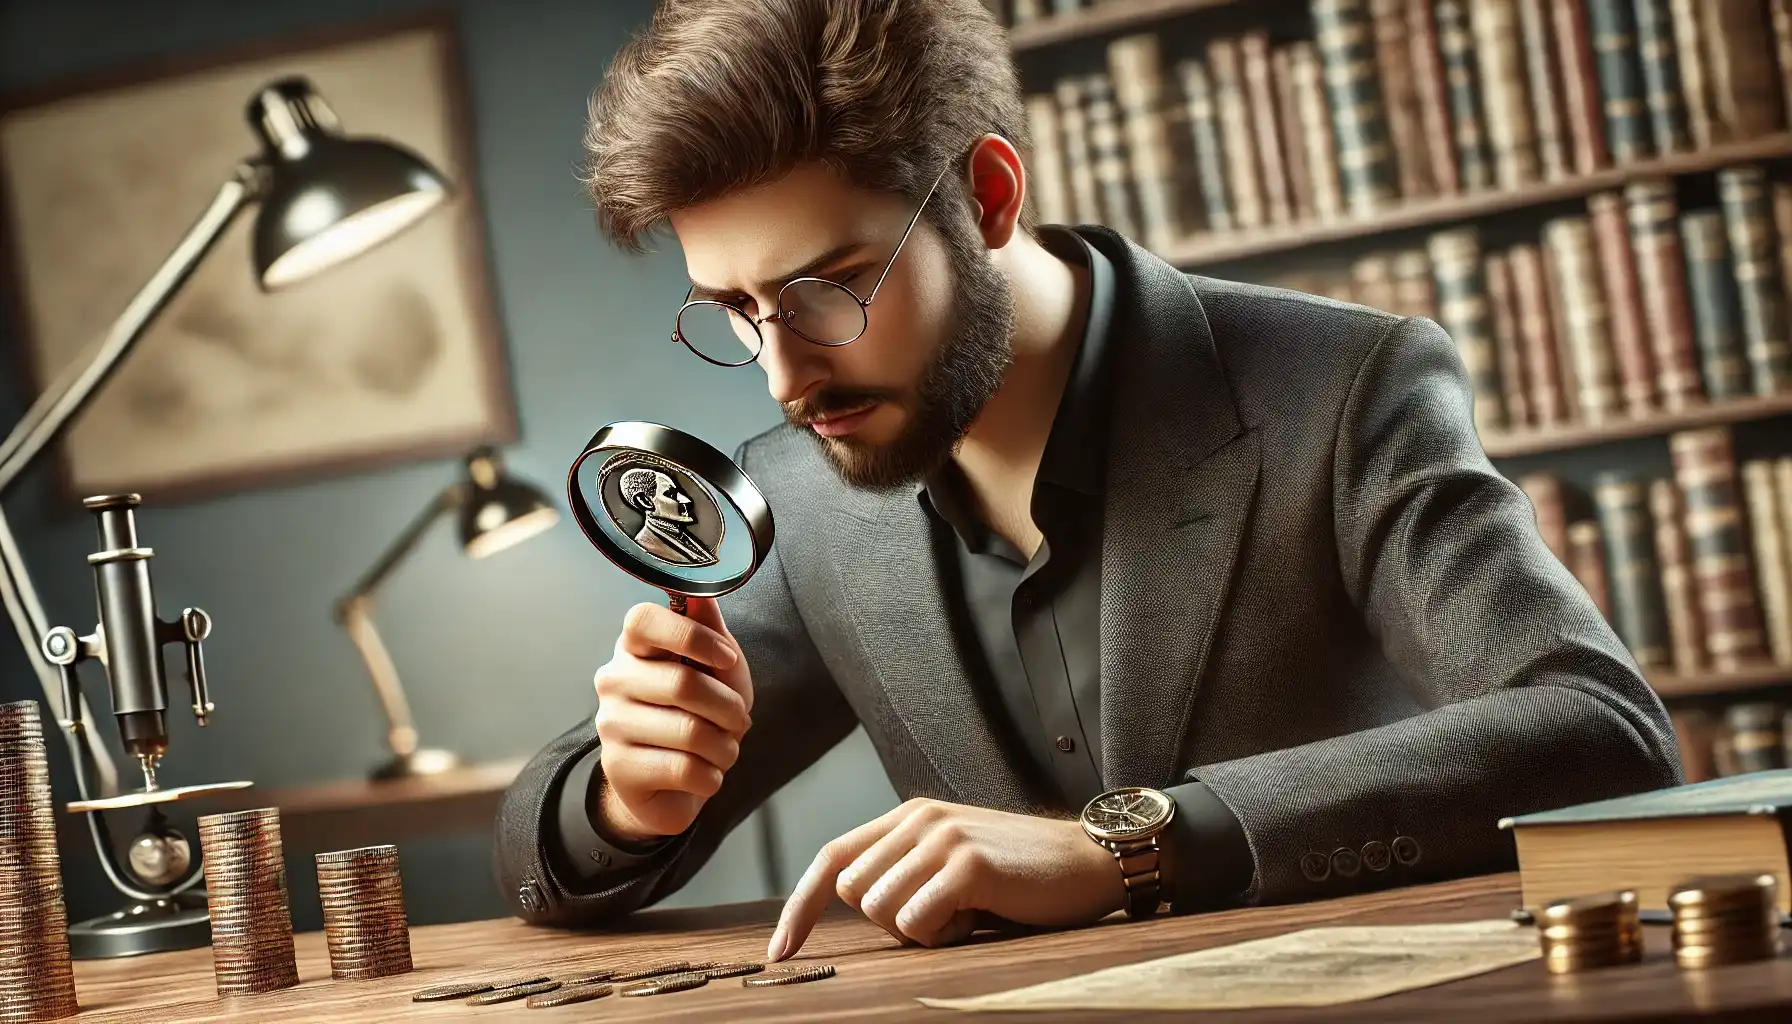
552 227 1252 911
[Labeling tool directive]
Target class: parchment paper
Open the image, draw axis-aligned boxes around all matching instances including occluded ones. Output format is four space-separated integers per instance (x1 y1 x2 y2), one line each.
917 918 1540 1012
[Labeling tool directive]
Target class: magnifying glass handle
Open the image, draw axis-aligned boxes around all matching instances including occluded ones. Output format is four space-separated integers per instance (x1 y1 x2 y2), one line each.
666 592 699 668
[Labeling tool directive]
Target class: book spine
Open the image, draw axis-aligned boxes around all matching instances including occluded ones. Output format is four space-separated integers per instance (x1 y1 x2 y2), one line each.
1436 0 1496 190
1023 95 1072 225
1554 0 1612 173
1392 249 1440 320
1175 60 1235 233
1567 520 1615 620
1430 227 1508 432
1241 31 1295 225
1668 0 1715 149
1773 0 1792 132
1589 191 1659 416
1208 39 1268 230
1774 182 1792 318
1108 33 1191 251
1717 165 1792 396
1631 0 1692 155
1407 0 1462 193
1701 0 1788 140
1545 215 1624 422
1594 474 1674 669
1623 179 1705 411
1469 0 1542 189
1585 0 1653 163
1352 252 1400 314
1679 209 1754 401
1054 77 1102 224
1741 459 1792 664
1271 46 1316 222
1651 476 1707 674
1724 702 1787 773
1670 426 1770 670
1515 0 1571 180
1668 707 1719 783
1370 0 1433 198
1485 250 1533 427
1313 0 1400 213
1083 74 1143 239
1519 472 1571 562
1508 243 1571 424
1288 42 1346 221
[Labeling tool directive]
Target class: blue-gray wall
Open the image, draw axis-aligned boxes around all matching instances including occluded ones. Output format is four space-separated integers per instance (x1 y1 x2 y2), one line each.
0 0 898 931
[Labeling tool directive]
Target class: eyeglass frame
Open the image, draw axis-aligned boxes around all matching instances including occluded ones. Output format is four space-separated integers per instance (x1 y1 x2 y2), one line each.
670 165 953 367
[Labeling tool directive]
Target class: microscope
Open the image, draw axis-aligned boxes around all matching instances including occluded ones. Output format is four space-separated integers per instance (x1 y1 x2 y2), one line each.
41 494 251 959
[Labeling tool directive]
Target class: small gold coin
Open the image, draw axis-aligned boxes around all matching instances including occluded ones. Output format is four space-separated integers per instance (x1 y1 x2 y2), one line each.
527 983 614 1007
556 969 616 985
466 980 560 1005
702 961 766 979
743 964 838 987
619 973 709 997
612 960 692 981
411 981 495 1001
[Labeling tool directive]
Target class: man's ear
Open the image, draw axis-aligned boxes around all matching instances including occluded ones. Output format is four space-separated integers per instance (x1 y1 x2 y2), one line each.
965 133 1025 250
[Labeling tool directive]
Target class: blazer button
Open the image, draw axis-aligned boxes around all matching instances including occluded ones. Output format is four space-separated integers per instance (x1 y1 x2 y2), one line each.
1299 851 1331 882
1360 840 1392 872
518 880 545 913
1330 847 1361 878
1391 835 1421 867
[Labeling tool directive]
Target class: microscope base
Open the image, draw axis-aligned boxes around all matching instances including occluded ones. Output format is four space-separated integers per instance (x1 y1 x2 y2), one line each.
68 890 210 959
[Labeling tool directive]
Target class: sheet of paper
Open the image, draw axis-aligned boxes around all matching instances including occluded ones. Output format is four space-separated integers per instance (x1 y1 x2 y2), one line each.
918 918 1540 1012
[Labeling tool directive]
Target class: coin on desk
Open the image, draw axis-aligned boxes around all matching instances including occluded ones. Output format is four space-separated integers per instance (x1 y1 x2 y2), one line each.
743 964 837 987
411 980 498 1001
555 968 616 985
527 982 614 1007
701 962 766 979
466 979 561 1005
1670 874 1784 968
619 972 710 997
611 960 692 981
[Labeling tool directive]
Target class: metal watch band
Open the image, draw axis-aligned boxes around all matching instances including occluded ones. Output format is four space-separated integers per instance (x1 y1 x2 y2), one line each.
1110 836 1163 920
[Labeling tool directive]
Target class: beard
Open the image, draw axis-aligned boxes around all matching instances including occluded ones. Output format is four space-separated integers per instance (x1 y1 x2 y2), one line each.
782 222 1015 489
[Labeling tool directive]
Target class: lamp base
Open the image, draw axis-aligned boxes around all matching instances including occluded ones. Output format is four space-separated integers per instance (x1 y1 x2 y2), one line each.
370 747 461 781
69 890 211 960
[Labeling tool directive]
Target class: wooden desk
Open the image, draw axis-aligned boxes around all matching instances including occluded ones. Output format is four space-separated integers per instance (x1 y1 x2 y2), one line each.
66 872 1792 1022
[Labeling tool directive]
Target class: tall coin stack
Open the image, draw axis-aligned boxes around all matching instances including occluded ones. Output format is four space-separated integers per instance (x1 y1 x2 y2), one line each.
197 807 300 995
0 701 79 1023
1669 873 1785 969
315 845 412 980
1535 890 1644 974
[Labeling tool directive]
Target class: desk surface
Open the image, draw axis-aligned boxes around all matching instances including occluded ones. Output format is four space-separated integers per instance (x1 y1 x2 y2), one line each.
66 872 1792 1022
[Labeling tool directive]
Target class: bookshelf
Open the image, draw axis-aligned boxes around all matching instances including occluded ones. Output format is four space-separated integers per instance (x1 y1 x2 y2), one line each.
1650 664 1792 700
1481 392 1792 460
1009 0 1245 51
1156 133 1792 270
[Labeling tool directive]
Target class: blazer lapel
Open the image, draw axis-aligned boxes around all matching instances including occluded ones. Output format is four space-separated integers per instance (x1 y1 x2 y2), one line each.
824 489 1040 811
1087 230 1263 790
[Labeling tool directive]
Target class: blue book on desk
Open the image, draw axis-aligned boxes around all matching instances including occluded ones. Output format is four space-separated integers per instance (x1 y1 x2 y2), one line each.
1499 770 1792 916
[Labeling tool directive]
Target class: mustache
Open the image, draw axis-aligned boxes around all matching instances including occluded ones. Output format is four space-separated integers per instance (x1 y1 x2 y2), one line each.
782 387 901 426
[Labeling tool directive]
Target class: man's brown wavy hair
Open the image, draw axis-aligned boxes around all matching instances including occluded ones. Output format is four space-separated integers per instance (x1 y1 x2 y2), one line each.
580 0 1034 253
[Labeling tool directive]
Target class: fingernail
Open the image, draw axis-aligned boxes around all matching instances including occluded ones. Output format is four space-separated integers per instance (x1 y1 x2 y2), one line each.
766 931 786 962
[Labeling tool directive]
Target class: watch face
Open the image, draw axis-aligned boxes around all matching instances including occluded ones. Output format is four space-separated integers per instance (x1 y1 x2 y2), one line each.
1082 787 1174 842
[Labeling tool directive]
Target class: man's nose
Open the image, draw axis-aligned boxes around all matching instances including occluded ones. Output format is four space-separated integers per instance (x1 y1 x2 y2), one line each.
756 322 829 405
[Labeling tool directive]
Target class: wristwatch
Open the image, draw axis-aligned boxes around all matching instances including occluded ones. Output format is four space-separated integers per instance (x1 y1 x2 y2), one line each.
1080 786 1176 921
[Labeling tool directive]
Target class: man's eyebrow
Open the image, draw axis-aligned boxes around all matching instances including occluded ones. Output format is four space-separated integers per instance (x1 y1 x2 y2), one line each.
687 241 867 300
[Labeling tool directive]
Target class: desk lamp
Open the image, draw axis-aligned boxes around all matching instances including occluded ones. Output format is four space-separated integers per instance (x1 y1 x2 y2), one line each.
333 445 557 781
0 75 452 958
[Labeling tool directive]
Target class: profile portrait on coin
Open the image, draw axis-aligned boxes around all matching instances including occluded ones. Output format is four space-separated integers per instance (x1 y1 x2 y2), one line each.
600 456 723 568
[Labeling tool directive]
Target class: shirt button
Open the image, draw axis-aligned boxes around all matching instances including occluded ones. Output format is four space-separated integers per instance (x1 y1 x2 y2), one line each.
1055 735 1075 753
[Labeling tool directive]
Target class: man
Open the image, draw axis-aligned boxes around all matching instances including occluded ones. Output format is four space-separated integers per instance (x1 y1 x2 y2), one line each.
495 0 1681 962
618 466 716 567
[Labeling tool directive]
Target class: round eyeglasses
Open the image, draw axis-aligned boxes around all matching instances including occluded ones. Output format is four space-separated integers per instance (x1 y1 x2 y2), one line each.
671 168 949 367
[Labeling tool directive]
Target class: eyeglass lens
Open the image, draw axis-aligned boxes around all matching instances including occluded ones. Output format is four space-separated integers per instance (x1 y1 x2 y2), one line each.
676 279 869 366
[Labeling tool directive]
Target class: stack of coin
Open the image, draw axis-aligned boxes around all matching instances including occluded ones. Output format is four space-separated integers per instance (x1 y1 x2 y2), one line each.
0 701 80 1022
315 845 411 981
1535 891 1643 974
197 807 299 995
1669 873 1785 969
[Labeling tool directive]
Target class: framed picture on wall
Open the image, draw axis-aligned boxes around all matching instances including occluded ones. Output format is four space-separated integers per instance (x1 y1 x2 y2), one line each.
0 9 517 504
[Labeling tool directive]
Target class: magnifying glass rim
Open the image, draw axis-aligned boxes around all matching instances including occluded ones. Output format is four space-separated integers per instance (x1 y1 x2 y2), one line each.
567 420 775 598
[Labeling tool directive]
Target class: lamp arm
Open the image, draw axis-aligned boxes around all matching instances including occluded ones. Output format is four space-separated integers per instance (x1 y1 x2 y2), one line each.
332 483 465 760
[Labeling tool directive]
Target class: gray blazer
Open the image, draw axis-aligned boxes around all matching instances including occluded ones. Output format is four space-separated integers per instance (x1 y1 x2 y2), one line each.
493 228 1683 927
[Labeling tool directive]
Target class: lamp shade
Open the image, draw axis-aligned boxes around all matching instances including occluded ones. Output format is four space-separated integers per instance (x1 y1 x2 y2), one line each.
246 77 449 289
458 447 559 559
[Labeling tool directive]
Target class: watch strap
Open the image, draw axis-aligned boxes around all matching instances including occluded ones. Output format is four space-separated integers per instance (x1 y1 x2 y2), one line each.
1109 836 1163 920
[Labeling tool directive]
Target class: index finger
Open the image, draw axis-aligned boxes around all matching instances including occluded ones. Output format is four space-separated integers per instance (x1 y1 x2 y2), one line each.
768 804 912 962
619 602 739 671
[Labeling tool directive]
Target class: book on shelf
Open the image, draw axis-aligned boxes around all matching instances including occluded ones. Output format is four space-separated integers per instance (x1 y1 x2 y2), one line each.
1499 770 1792 917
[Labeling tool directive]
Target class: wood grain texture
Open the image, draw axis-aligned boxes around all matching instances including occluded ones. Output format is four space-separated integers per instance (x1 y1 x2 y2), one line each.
1479 390 1792 458
60 873 1792 1021
1008 0 1244 51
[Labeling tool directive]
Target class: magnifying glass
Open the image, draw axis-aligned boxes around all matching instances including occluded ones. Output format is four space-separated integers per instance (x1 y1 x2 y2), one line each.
567 421 774 629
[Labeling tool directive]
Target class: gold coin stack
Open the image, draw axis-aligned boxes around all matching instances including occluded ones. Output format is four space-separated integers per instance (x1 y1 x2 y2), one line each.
1669 874 1785 969
1536 890 1643 974
315 845 412 981
197 807 300 996
0 701 79 1023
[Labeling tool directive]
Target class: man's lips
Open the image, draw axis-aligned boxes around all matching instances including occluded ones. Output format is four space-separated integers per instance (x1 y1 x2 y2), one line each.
808 403 879 438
